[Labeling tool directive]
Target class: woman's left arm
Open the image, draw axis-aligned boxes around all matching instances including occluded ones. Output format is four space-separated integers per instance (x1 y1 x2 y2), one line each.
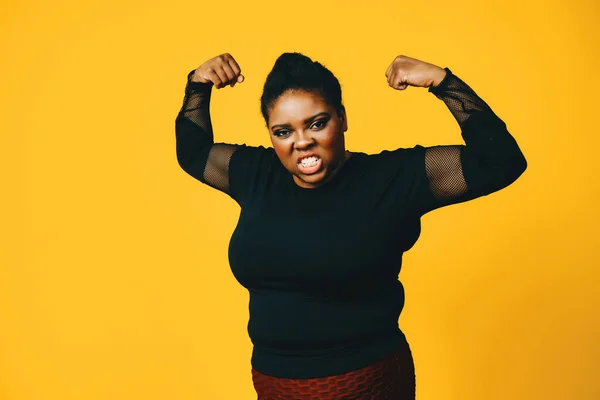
386 56 528 216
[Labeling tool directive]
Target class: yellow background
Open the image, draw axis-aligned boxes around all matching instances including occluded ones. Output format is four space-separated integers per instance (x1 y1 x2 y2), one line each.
2 0 599 399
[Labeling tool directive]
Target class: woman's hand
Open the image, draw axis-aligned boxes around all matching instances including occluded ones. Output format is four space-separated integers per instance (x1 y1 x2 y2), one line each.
192 53 245 89
385 55 447 90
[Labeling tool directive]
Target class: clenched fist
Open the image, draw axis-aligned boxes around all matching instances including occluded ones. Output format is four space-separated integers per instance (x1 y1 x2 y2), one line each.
385 55 447 90
192 53 245 89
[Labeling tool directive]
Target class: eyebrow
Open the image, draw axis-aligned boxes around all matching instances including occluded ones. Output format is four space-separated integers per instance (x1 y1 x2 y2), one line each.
270 112 330 131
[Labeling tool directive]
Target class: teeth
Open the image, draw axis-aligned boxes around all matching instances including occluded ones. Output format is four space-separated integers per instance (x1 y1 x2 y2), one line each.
300 156 318 167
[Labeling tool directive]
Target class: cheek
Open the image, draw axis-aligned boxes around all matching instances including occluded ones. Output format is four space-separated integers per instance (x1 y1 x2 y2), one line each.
318 127 343 151
320 134 338 149
271 141 293 165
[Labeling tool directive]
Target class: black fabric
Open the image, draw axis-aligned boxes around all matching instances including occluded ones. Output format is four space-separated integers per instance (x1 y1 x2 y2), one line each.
174 67 527 378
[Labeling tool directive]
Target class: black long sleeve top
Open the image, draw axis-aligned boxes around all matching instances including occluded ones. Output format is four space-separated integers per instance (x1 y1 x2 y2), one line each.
174 68 527 379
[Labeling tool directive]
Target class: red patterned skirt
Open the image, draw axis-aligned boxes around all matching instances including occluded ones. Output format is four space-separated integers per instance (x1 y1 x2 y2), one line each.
251 337 415 400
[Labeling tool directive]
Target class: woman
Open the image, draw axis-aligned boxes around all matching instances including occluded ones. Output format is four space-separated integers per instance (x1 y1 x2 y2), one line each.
175 52 527 399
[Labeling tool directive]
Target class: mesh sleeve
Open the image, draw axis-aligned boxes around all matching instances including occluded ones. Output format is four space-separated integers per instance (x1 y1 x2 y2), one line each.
428 67 495 127
411 68 527 215
175 70 241 195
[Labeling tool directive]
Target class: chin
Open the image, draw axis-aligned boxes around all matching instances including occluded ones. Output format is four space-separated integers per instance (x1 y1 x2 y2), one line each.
298 169 328 185
301 175 324 184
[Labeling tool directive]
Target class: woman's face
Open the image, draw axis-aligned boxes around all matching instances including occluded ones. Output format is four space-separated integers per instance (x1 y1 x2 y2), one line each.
267 89 349 189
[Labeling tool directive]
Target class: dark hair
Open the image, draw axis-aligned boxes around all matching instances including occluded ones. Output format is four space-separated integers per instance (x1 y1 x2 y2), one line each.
260 52 343 125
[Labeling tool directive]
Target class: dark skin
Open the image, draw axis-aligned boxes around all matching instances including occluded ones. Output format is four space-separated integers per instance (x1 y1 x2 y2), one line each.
267 90 350 188
191 53 447 189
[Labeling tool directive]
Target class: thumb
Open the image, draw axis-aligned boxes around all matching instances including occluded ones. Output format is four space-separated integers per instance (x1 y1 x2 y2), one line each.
230 74 245 88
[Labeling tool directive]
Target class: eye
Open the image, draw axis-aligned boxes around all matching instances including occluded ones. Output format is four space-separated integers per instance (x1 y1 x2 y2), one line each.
274 130 291 137
311 118 328 130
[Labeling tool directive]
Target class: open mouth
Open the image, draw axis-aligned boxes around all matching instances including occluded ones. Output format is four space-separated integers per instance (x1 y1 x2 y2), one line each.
297 156 322 175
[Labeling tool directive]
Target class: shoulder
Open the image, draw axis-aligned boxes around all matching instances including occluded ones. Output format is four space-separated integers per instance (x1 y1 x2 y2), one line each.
231 144 275 159
341 146 427 191
228 145 282 203
363 145 426 167
229 144 278 172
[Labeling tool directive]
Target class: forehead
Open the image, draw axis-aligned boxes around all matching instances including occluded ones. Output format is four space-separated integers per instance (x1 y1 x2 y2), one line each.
269 90 329 122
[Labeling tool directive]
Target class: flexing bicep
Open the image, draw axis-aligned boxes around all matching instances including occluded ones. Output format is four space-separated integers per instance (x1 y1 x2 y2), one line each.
175 69 273 202
412 69 527 215
415 113 526 216
424 145 467 200
175 115 272 203
175 115 245 195
200 143 239 193
175 70 242 195
409 144 477 216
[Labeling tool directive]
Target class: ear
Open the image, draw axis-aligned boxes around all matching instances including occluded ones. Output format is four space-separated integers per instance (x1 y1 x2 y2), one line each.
339 105 348 132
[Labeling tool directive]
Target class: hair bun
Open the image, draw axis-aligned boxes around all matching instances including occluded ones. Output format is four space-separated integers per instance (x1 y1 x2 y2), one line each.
272 52 314 77
274 52 313 66
260 52 343 124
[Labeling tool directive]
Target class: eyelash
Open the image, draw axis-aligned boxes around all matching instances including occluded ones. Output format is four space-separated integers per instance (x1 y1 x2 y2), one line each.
274 119 328 137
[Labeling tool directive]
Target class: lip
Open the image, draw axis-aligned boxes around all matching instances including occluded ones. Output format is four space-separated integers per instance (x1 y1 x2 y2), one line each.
296 152 321 164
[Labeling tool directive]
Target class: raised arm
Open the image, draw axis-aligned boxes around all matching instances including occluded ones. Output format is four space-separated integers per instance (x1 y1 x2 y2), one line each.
175 53 245 194
385 55 527 215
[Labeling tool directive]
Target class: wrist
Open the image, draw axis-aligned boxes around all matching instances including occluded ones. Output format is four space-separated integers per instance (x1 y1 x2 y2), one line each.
187 69 212 92
430 67 448 88
428 67 452 93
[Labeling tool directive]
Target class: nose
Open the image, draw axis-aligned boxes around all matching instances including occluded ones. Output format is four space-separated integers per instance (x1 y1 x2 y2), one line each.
294 129 314 150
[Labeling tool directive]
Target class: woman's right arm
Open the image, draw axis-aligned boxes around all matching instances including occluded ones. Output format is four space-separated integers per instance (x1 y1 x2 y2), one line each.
175 53 245 195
